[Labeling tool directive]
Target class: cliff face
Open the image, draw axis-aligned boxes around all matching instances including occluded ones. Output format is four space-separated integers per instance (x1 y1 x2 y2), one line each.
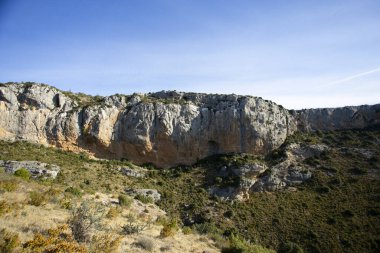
295 105 380 131
0 83 296 168
0 83 378 168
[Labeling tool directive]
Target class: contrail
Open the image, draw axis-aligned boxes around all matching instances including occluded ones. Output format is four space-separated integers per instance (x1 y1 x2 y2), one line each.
328 67 380 85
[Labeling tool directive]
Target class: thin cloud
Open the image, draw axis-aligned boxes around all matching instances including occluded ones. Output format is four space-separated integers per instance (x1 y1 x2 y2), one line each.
328 67 380 85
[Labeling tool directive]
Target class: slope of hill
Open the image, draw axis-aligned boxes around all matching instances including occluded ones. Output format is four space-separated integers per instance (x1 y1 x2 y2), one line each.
1 127 379 252
0 82 379 252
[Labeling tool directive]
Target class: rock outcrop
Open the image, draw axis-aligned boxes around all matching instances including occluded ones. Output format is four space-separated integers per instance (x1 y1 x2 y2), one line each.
209 143 330 199
0 160 60 179
0 83 296 168
0 82 378 168
295 104 380 131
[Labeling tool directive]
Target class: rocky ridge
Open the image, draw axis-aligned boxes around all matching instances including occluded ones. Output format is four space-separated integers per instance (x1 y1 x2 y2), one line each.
0 82 379 168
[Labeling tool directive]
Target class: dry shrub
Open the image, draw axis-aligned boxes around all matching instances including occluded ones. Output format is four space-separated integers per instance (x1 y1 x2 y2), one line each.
46 187 62 203
0 200 11 217
138 212 153 225
59 198 72 210
118 194 132 207
68 201 105 243
106 207 121 219
0 179 18 192
23 225 87 253
0 228 20 253
90 234 122 253
160 219 178 238
28 191 47 206
160 245 171 252
182 226 193 235
134 236 155 252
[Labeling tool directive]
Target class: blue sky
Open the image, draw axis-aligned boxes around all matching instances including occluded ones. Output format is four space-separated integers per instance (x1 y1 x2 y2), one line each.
0 0 379 109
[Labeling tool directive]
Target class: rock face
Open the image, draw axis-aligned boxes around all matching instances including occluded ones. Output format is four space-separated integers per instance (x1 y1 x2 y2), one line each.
0 83 296 168
0 83 378 168
295 104 380 131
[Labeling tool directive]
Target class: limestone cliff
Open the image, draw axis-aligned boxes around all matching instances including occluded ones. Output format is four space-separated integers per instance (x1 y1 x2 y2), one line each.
295 104 380 131
0 82 378 168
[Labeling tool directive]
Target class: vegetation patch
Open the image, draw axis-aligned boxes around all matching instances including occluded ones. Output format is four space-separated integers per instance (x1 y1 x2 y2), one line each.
14 168 31 180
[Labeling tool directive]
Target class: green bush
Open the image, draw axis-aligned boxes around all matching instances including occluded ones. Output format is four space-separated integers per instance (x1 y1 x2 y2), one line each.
135 194 153 204
118 194 132 207
65 186 82 197
14 168 30 180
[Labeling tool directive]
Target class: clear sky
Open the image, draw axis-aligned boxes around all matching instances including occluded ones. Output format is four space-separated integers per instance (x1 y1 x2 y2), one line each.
0 0 379 109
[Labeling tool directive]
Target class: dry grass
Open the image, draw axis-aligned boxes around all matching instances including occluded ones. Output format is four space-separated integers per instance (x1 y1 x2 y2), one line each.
0 228 20 253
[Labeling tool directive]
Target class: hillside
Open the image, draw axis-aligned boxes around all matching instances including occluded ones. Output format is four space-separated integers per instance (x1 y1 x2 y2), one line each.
0 82 379 253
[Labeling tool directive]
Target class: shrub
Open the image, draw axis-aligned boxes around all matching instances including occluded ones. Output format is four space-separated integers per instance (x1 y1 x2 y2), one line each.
341 210 354 218
0 179 18 192
29 191 47 206
278 241 304 253
135 194 153 204
134 236 155 251
0 200 11 216
118 194 132 207
46 187 62 203
160 245 171 251
193 222 220 235
155 215 168 226
69 201 105 242
160 219 178 238
65 187 82 197
90 234 122 253
316 186 330 194
349 167 367 175
24 225 87 253
182 226 192 235
14 168 30 180
60 198 72 210
0 228 20 253
222 234 276 253
224 210 234 218
106 207 121 219
121 214 149 235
